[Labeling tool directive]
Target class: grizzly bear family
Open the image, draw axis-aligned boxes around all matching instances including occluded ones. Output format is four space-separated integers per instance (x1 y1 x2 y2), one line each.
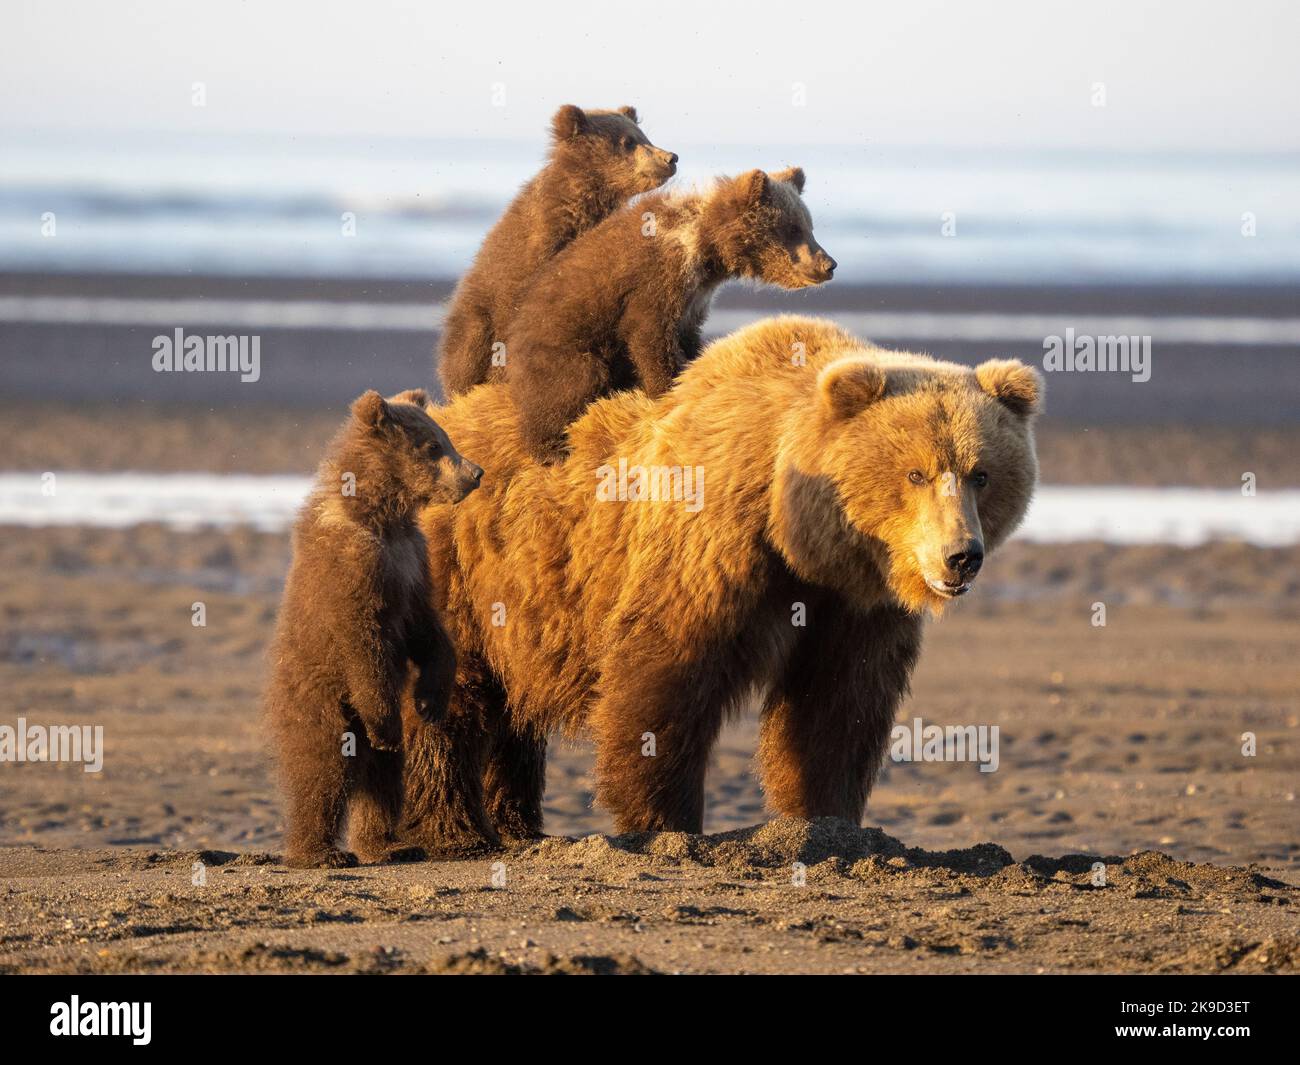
268 103 1041 862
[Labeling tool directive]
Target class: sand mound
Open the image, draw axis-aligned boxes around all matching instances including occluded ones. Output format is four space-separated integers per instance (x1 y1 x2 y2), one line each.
528 817 1297 904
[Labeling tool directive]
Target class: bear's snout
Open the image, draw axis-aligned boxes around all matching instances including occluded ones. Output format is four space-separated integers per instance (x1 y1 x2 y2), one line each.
808 247 836 282
646 147 678 178
457 460 484 494
944 540 984 581
794 244 836 284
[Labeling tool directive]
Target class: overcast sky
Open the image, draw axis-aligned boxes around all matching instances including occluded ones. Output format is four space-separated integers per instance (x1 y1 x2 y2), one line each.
4 0 1297 151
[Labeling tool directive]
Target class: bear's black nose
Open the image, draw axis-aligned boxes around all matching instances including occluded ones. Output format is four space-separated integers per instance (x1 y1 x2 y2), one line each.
667 152 679 165
945 541 984 578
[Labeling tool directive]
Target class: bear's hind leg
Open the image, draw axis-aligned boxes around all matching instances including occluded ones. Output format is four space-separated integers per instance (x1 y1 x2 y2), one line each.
437 294 496 397
483 706 547 845
276 699 357 869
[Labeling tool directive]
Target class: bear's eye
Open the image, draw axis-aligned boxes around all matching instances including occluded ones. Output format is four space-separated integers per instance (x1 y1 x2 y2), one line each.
971 471 989 488
907 470 926 486
621 136 634 151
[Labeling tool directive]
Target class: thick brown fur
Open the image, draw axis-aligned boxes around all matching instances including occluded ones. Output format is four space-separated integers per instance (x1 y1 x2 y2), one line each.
265 388 483 867
401 317 1041 844
503 168 836 460
437 104 676 398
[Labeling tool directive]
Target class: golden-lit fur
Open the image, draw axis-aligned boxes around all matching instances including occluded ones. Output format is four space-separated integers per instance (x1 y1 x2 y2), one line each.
400 317 1040 843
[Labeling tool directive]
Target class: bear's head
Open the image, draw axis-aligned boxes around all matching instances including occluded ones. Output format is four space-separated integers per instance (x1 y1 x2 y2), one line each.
348 389 484 510
770 353 1041 614
707 167 836 289
549 104 677 198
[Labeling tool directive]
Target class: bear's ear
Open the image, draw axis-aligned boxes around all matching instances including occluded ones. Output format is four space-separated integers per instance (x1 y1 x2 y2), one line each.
389 387 431 410
818 357 888 420
352 389 392 430
743 168 771 207
551 104 590 141
770 166 806 194
975 359 1042 417
618 105 639 124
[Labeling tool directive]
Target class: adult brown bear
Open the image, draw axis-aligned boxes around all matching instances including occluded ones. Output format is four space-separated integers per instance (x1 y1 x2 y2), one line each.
400 317 1041 853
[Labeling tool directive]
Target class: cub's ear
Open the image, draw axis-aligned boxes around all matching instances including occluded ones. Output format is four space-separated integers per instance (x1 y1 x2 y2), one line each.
975 359 1042 416
551 104 590 140
818 357 887 420
389 387 431 410
743 168 771 207
770 165 806 194
352 389 392 430
618 105 639 123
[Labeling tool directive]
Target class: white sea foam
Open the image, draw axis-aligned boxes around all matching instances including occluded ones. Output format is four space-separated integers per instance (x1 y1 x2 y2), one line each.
1 474 1295 546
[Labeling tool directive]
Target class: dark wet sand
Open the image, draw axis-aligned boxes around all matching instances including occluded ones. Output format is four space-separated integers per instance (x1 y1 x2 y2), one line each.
3 271 1297 424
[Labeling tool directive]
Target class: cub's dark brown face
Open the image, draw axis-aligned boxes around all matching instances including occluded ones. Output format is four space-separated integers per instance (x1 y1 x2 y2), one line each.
353 389 483 505
738 168 837 289
551 104 677 198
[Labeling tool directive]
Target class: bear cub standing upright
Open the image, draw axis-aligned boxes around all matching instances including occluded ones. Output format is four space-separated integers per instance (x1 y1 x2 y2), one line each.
505 167 836 459
437 104 677 398
265 388 483 868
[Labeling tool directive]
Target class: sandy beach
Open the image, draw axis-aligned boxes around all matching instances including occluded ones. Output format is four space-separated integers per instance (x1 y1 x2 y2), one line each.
0 521 1296 974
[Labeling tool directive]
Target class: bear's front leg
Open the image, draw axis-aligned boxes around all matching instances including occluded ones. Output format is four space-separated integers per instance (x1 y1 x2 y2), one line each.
333 610 406 752
759 603 922 821
626 320 684 398
408 605 456 724
590 657 730 834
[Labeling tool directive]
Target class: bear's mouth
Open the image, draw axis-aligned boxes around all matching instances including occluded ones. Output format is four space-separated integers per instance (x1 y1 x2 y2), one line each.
927 576 972 598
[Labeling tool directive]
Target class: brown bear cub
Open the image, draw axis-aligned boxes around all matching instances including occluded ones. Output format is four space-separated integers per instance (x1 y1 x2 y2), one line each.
437 104 677 398
265 388 482 868
504 167 836 459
